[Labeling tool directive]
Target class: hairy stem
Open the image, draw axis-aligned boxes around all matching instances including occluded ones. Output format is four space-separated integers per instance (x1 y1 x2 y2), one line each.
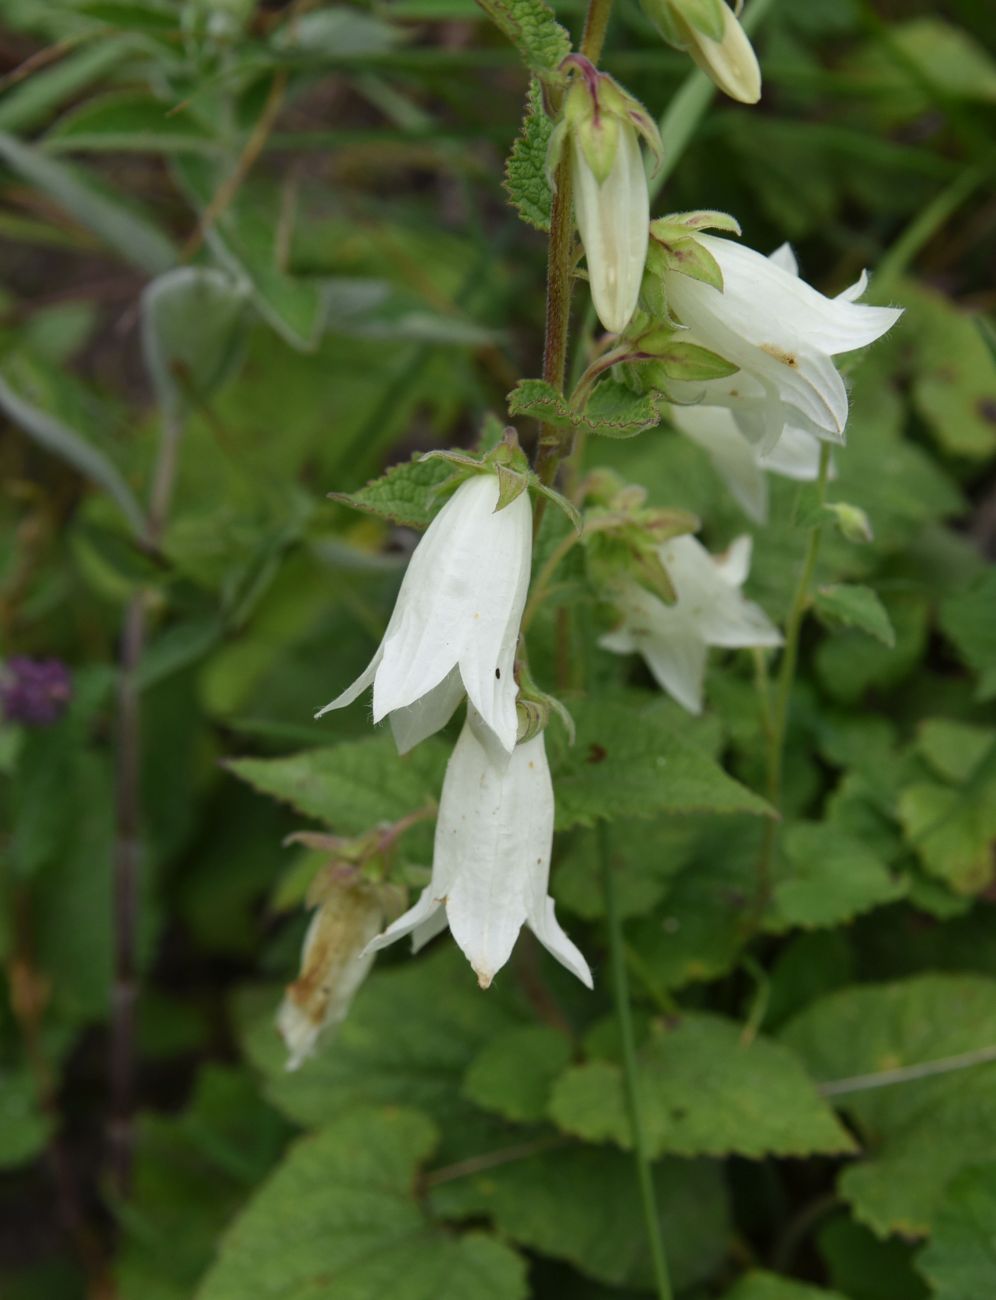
599 822 674 1300
755 444 832 902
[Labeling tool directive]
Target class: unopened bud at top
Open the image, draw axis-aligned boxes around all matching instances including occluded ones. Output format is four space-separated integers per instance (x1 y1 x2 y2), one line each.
547 57 662 336
642 0 761 105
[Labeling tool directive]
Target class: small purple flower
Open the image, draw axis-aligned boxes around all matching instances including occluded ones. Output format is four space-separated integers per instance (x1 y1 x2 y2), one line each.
1 657 73 727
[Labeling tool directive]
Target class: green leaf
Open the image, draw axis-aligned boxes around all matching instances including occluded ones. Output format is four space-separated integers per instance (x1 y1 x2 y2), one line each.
508 377 667 440
329 453 456 528
916 719 995 785
765 822 906 931
271 7 405 58
782 975 996 1235
0 363 145 539
172 157 327 352
900 281 996 459
474 0 571 71
940 569 996 698
142 267 249 417
0 131 174 275
551 1013 854 1159
812 584 896 647
463 1026 571 1123
237 946 526 1132
815 592 928 703
196 1107 527 1300
551 696 774 830
897 773 996 895
916 1162 996 1300
723 1272 847 1300
0 37 134 135
226 735 447 835
504 79 553 232
817 1213 929 1300
431 1146 729 1293
117 1067 288 1300
0 1069 50 1170
46 92 218 155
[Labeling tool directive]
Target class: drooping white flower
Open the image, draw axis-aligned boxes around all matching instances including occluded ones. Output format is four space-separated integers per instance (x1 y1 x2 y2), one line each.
664 238 902 452
365 710 592 991
277 876 394 1071
316 473 531 755
670 401 827 524
600 534 781 713
572 122 650 335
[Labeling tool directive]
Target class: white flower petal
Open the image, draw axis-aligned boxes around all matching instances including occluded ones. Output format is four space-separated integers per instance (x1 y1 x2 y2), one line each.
364 885 444 956
315 647 382 719
573 125 649 335
528 896 593 988
636 618 708 714
713 534 753 588
389 665 464 755
768 242 799 277
671 403 769 524
759 424 825 480
320 473 531 755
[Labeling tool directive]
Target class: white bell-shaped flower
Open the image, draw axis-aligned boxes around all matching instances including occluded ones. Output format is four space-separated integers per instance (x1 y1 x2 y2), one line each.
600 534 781 713
665 238 901 452
572 123 650 336
671 402 827 524
317 473 531 756
365 710 592 990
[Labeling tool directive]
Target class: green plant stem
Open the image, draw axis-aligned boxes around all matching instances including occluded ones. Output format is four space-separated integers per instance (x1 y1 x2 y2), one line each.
755 444 831 902
599 822 674 1300
532 0 615 506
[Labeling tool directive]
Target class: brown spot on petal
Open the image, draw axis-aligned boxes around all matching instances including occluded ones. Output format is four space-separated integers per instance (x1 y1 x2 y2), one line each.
761 343 799 368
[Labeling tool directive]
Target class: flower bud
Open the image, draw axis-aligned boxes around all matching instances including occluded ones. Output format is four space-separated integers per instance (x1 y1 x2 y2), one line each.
644 0 762 105
549 58 660 337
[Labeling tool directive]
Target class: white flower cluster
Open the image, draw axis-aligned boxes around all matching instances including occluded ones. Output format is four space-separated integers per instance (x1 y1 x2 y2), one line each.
318 472 592 993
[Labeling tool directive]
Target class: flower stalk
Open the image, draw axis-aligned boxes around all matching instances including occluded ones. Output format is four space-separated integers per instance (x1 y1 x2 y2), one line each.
755 443 832 903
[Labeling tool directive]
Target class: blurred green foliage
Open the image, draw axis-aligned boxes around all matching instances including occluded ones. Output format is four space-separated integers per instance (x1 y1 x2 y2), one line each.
0 0 994 1298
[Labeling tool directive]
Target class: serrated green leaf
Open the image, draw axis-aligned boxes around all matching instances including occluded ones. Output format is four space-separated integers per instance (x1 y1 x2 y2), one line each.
509 377 667 439
504 79 553 232
236 946 526 1132
898 772 996 895
550 1013 853 1158
550 695 774 830
330 453 455 528
815 593 928 703
431 1145 729 1293
196 1106 527 1300
813 584 895 647
226 735 447 834
940 569 996 697
474 0 571 71
765 822 906 932
917 1162 996 1300
463 1025 571 1123
782 975 996 1235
